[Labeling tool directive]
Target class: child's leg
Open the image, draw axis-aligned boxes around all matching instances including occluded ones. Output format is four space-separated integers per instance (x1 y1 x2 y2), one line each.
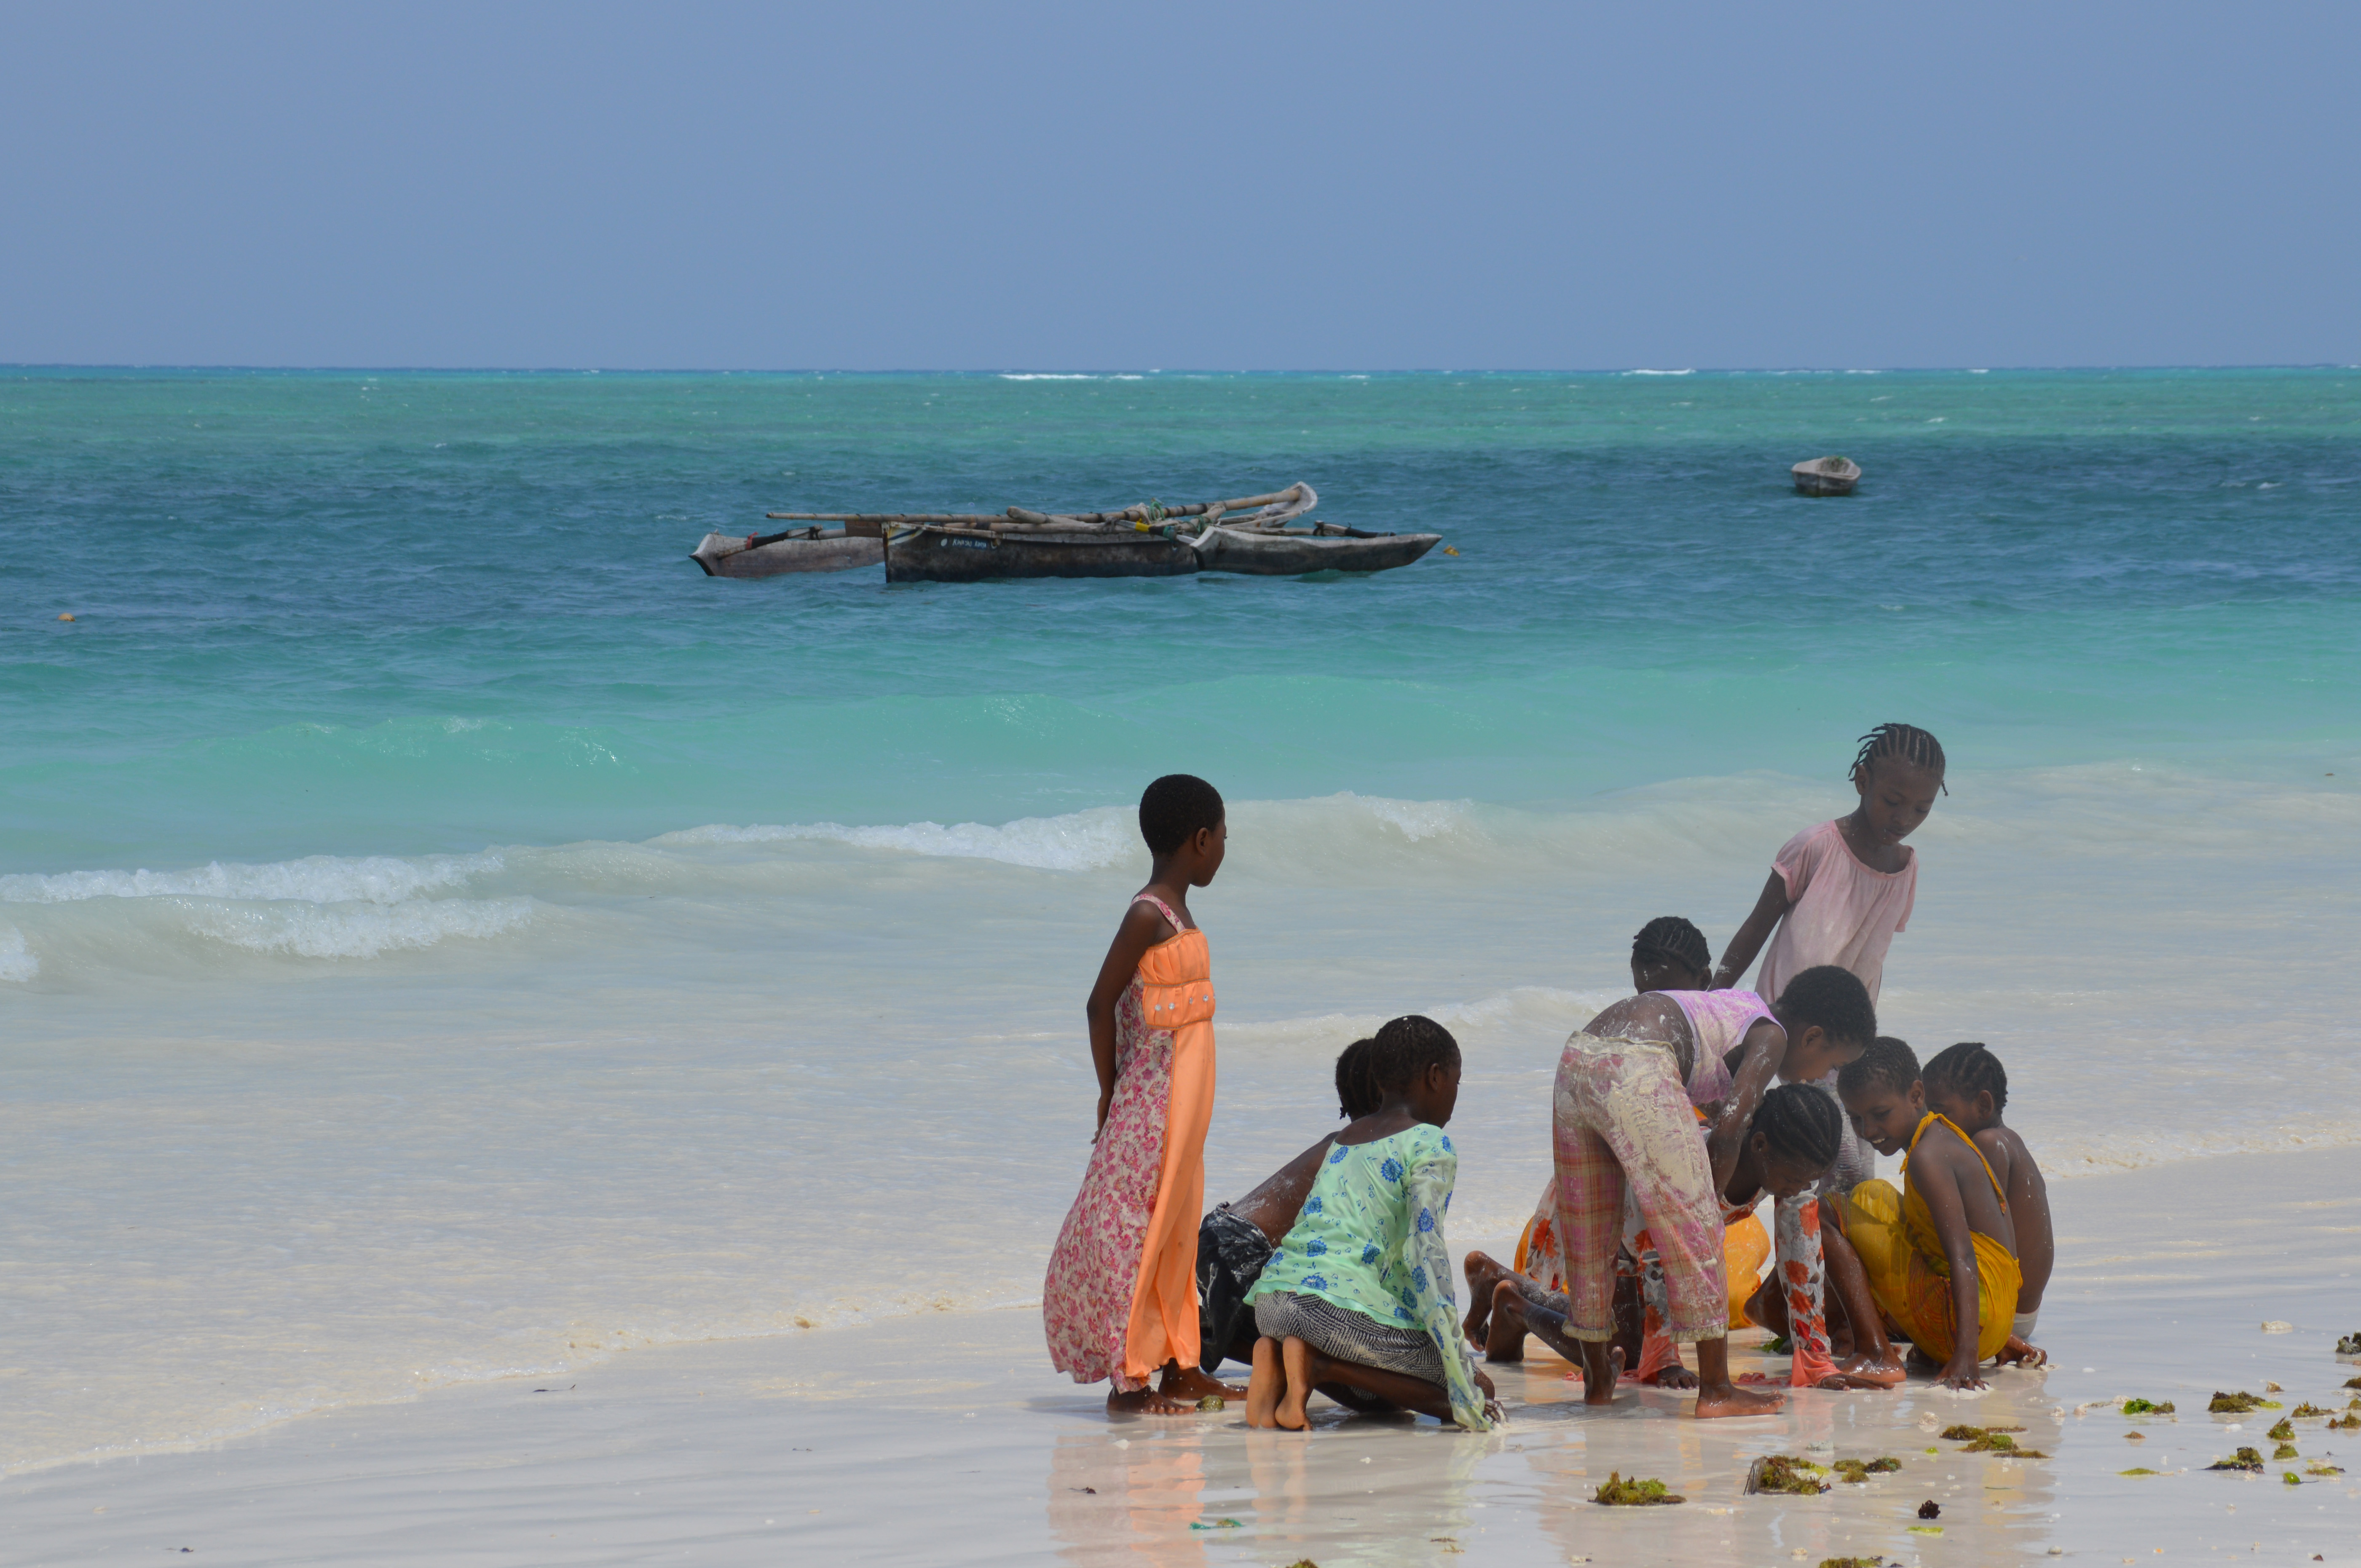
1595 1054 1780 1418
1817 1209 1905 1385
1276 1337 1456 1428
1550 1067 1627 1347
1773 1190 1838 1388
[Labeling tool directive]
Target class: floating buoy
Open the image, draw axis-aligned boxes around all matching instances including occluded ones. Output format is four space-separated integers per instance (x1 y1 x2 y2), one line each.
57 613 74 622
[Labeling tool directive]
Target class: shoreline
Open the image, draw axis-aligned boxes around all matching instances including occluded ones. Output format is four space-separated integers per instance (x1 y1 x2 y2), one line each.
6 1144 2358 1565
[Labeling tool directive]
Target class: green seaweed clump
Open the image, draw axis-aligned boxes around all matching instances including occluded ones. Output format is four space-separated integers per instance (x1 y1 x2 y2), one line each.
1939 1422 2019 1442
2307 1462 2345 1477
2328 1412 2361 1431
1195 1395 1225 1412
1833 1456 1903 1483
1187 1518 1243 1531
2207 1447 2265 1472
1594 1472 1684 1506
2121 1397 2161 1414
1820 1557 1887 1568
2119 1467 2163 1475
2282 1471 2302 1487
1753 1455 1831 1495
1960 1431 2046 1456
2272 1442 2300 1460
2266 1418 2295 1440
2209 1389 2281 1413
2343 1373 2361 1388
2334 1331 2361 1355
2289 1403 2333 1418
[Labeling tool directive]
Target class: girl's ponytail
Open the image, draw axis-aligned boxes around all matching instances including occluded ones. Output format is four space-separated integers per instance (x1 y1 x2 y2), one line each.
1750 1082 1844 1174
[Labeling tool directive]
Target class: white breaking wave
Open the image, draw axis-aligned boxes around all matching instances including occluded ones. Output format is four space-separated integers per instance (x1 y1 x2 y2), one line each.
1623 367 1694 376
996 373 1096 381
0 922 36 982
169 896 534 959
656 808 1138 871
0 852 501 907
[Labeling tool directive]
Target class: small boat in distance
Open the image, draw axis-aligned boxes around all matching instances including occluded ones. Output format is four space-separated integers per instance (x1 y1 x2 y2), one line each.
1793 456 1861 496
691 482 1443 582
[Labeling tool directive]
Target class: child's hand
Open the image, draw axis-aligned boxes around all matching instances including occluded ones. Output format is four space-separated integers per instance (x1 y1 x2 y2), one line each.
1940 1356 1988 1391
1092 1090 1113 1140
1473 1367 1497 1400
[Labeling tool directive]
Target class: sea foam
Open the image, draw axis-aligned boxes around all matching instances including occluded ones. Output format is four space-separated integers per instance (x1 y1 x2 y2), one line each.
0 852 501 907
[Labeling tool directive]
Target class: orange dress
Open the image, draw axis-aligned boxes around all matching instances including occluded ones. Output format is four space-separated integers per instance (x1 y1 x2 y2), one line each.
1042 895 1218 1389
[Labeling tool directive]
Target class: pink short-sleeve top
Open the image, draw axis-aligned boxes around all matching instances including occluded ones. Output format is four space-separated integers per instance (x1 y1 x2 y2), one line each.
1755 819 1916 1004
1657 988 1776 1107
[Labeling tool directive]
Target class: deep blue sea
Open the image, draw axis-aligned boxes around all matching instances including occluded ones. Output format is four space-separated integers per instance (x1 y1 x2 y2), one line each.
3 367 2358 1471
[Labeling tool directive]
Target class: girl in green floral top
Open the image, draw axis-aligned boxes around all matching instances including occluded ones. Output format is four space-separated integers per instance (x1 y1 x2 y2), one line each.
1243 1016 1498 1432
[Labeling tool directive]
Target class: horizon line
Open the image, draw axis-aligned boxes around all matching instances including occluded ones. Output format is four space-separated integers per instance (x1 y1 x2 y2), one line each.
6 362 2356 378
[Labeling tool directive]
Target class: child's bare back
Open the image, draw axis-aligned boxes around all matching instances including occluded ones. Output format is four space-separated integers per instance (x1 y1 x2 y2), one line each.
1974 1123 2050 1312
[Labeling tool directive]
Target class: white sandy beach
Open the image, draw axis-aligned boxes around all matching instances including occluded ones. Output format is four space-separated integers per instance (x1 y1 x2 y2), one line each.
5 1145 2355 1567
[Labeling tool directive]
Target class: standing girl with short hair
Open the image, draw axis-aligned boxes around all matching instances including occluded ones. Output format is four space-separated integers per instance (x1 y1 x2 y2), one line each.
1042 774 1231 1415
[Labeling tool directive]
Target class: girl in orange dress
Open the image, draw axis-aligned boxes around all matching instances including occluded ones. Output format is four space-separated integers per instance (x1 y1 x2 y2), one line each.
1042 774 1232 1414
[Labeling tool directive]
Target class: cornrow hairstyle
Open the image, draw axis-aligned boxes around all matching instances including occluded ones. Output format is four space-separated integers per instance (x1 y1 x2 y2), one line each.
1750 1082 1844 1174
1772 965 1878 1050
1334 1038 1382 1120
1631 915 1710 976
1371 1014 1461 1093
1850 723 1949 795
1838 1035 1920 1098
1921 1040 2009 1115
1138 774 1225 855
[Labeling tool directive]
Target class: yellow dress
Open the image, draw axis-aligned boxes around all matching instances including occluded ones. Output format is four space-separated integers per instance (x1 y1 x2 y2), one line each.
1842 1112 2019 1364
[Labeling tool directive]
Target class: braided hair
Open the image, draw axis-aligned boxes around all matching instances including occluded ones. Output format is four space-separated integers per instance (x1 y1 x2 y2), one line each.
1631 916 1710 976
1334 1038 1382 1120
1372 1014 1461 1092
1850 723 1949 795
1750 1082 1844 1174
1921 1040 2009 1115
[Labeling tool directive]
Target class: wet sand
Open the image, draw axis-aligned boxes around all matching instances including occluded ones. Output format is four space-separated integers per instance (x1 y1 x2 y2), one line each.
5 1145 2357 1566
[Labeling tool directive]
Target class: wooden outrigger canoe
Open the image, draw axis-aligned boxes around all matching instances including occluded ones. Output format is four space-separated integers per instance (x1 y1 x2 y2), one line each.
690 526 882 577
691 482 1444 582
1792 455 1861 496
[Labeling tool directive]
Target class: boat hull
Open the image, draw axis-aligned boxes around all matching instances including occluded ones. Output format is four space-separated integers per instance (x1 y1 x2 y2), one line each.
885 530 1201 583
1791 459 1861 496
1193 529 1441 575
691 532 882 577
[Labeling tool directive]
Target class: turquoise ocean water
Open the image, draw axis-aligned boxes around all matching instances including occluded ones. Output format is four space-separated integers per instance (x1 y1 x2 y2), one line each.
3 367 2358 1470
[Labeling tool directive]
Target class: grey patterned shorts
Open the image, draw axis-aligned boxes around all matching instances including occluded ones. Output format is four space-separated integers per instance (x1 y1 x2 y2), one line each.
1253 1289 1446 1386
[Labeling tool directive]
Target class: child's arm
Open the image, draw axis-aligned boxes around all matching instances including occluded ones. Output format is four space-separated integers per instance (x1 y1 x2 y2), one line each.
2004 1132 2053 1311
1712 872 1792 989
1083 901 1178 1137
1917 1142 1990 1390
1704 1018 1785 1192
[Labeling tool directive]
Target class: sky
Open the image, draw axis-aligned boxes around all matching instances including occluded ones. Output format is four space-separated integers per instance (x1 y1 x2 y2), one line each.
2 2 2355 371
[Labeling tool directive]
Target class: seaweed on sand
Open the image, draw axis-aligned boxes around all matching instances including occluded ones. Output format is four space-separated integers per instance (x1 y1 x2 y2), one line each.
2289 1403 2333 1418
1939 1423 2023 1441
2306 1462 2345 1477
2207 1447 2265 1472
2122 1398 2174 1415
2266 1418 2295 1440
1594 1472 1684 1506
1832 1457 1903 1483
2210 1390 2281 1413
1820 1558 1887 1568
2328 1412 2361 1432
2119 1467 2164 1475
1750 1455 1830 1495
1961 1431 2049 1457
2273 1443 2300 1460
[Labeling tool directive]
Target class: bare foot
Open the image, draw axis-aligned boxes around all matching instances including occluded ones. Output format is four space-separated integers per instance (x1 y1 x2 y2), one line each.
1581 1344 1625 1406
1996 1336 2047 1367
1461 1251 1509 1343
1694 1381 1785 1418
1245 1337 1284 1428
1158 1363 1246 1402
1484 1279 1529 1362
1837 1348 1909 1388
1644 1363 1700 1390
1107 1385 1198 1415
1276 1337 1318 1430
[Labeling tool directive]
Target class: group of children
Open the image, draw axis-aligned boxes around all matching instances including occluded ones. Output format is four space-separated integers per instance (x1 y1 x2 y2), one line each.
1040 724 2056 1432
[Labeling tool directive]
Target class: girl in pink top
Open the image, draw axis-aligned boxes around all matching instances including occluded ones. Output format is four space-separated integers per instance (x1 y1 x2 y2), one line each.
1714 723 1946 1004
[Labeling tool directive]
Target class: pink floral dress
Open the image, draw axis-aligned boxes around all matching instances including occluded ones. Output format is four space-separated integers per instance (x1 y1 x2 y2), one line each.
1042 895 1217 1390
